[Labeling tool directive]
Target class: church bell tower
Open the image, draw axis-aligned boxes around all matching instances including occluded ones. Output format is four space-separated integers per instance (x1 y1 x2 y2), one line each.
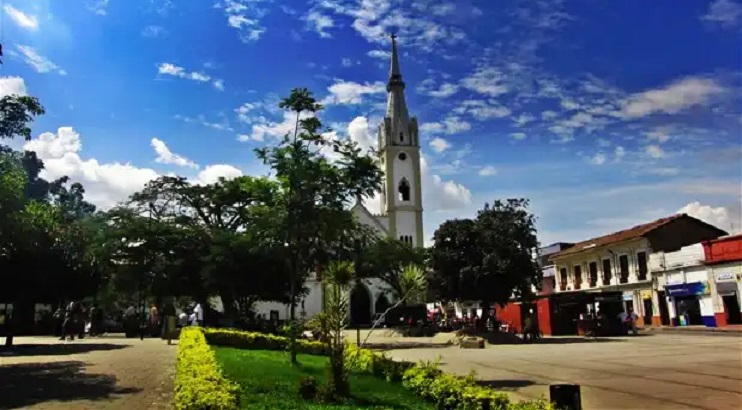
378 34 424 248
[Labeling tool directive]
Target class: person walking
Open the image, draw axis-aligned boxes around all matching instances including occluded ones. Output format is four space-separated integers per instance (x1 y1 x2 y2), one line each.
193 303 203 327
60 301 76 341
627 308 638 335
162 302 177 345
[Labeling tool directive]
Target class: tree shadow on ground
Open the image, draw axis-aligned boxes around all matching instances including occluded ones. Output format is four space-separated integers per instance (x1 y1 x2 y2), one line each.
0 361 141 409
475 379 537 391
0 343 128 357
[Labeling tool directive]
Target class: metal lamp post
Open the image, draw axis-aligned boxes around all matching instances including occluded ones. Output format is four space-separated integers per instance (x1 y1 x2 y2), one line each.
140 202 155 341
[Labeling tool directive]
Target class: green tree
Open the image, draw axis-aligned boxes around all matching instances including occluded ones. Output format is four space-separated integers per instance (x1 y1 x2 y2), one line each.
429 199 541 317
0 95 45 140
256 88 383 365
358 237 426 305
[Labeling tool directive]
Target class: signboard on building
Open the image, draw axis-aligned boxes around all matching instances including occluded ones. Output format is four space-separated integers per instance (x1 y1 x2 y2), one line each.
640 290 652 299
665 282 710 297
715 271 735 282
622 291 634 301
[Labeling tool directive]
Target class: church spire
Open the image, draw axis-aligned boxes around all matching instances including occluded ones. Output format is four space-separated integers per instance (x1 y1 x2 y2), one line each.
387 33 405 91
385 33 409 124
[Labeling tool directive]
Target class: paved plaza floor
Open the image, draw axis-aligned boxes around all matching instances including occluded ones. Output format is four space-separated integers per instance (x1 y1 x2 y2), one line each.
0 335 176 410
385 333 742 410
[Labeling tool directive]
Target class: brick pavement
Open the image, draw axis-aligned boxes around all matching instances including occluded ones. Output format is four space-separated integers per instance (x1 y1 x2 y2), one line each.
384 333 742 410
0 336 176 410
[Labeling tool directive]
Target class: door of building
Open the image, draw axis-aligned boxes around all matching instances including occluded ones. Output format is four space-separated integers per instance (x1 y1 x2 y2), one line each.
657 291 670 325
675 296 702 325
722 294 742 324
643 298 653 326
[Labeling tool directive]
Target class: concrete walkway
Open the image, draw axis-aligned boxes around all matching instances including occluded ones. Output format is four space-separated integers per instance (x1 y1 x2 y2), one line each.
0 336 176 410
384 333 742 410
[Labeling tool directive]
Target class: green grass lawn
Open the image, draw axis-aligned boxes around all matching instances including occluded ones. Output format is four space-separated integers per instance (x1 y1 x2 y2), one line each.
214 347 434 410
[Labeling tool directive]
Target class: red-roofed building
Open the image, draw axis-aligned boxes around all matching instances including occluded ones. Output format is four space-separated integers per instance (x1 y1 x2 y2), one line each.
703 235 742 327
545 214 727 334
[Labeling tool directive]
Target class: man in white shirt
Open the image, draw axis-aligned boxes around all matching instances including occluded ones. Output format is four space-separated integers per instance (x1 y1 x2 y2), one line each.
193 303 203 326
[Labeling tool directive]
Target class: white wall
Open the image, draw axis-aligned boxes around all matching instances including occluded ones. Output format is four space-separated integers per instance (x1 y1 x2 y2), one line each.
395 210 418 244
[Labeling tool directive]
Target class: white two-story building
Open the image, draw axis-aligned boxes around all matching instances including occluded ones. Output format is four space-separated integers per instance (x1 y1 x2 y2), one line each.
549 213 727 329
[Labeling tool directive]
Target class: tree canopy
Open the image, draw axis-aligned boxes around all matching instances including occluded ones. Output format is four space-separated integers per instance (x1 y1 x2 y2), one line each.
429 199 541 311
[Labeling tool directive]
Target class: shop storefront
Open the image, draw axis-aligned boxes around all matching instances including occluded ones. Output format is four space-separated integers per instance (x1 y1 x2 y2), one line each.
666 282 715 327
714 270 741 325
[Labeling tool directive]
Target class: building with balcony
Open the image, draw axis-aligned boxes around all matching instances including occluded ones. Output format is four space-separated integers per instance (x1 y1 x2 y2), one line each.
548 213 727 330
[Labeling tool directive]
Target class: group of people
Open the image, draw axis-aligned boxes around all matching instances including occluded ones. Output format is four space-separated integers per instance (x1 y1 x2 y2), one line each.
54 301 104 341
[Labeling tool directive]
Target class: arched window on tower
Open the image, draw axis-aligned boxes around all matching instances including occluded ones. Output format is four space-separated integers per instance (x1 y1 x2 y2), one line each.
398 178 410 202
399 132 404 143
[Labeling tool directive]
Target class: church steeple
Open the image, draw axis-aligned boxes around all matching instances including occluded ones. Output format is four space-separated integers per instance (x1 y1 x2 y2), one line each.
388 34 404 91
383 34 414 145
377 34 423 248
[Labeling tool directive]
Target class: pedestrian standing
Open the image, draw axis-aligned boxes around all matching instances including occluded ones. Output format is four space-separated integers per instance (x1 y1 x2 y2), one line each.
162 302 177 345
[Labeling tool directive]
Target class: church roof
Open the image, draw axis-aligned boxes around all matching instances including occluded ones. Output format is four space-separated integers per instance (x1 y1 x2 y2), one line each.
351 201 389 236
385 34 410 125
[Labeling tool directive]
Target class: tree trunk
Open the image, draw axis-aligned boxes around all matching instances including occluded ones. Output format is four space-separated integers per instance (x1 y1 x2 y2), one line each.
288 251 298 365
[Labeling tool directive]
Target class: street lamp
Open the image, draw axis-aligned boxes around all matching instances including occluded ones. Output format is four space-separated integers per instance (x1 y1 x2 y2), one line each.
140 202 155 341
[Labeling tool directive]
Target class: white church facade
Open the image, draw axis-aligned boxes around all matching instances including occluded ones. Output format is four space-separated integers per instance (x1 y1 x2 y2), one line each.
254 35 424 324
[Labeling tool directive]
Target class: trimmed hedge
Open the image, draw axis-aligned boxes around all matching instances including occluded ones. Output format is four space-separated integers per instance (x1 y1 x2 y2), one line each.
175 328 240 410
204 328 553 410
203 327 330 355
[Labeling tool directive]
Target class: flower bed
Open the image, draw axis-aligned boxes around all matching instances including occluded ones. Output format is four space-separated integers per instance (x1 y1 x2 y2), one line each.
174 327 240 410
201 328 554 410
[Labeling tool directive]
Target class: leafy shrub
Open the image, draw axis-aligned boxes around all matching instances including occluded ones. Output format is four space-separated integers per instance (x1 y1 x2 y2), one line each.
344 343 414 382
174 327 239 410
297 376 318 400
204 327 330 355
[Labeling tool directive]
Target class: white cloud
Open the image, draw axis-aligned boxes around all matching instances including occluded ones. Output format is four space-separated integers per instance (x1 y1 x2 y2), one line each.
587 152 606 165
347 116 376 153
513 113 535 126
24 127 159 209
645 129 670 144
142 25 168 37
421 117 471 135
13 45 66 75
701 0 742 29
422 157 472 211
614 76 725 119
367 50 391 60
645 145 666 159
456 100 511 121
305 11 334 38
174 114 234 132
478 166 498 176
87 0 110 16
313 0 466 52
322 80 385 105
213 79 225 91
0 76 27 97
151 138 198 169
510 132 526 140
341 58 353 67
614 146 626 161
216 0 269 42
420 82 459 98
193 164 243 185
3 5 38 30
158 63 211 82
23 127 246 209
243 111 310 142
461 67 508 97
541 110 557 120
678 202 741 233
429 137 451 153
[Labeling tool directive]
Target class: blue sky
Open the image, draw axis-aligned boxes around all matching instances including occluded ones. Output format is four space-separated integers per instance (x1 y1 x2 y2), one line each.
3 0 741 245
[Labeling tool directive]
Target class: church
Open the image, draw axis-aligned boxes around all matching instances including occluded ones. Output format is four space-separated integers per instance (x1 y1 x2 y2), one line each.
255 35 424 324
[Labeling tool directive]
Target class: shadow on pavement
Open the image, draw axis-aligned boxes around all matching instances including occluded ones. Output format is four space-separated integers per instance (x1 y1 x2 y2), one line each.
529 336 629 344
476 379 537 391
0 360 141 409
0 343 128 357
